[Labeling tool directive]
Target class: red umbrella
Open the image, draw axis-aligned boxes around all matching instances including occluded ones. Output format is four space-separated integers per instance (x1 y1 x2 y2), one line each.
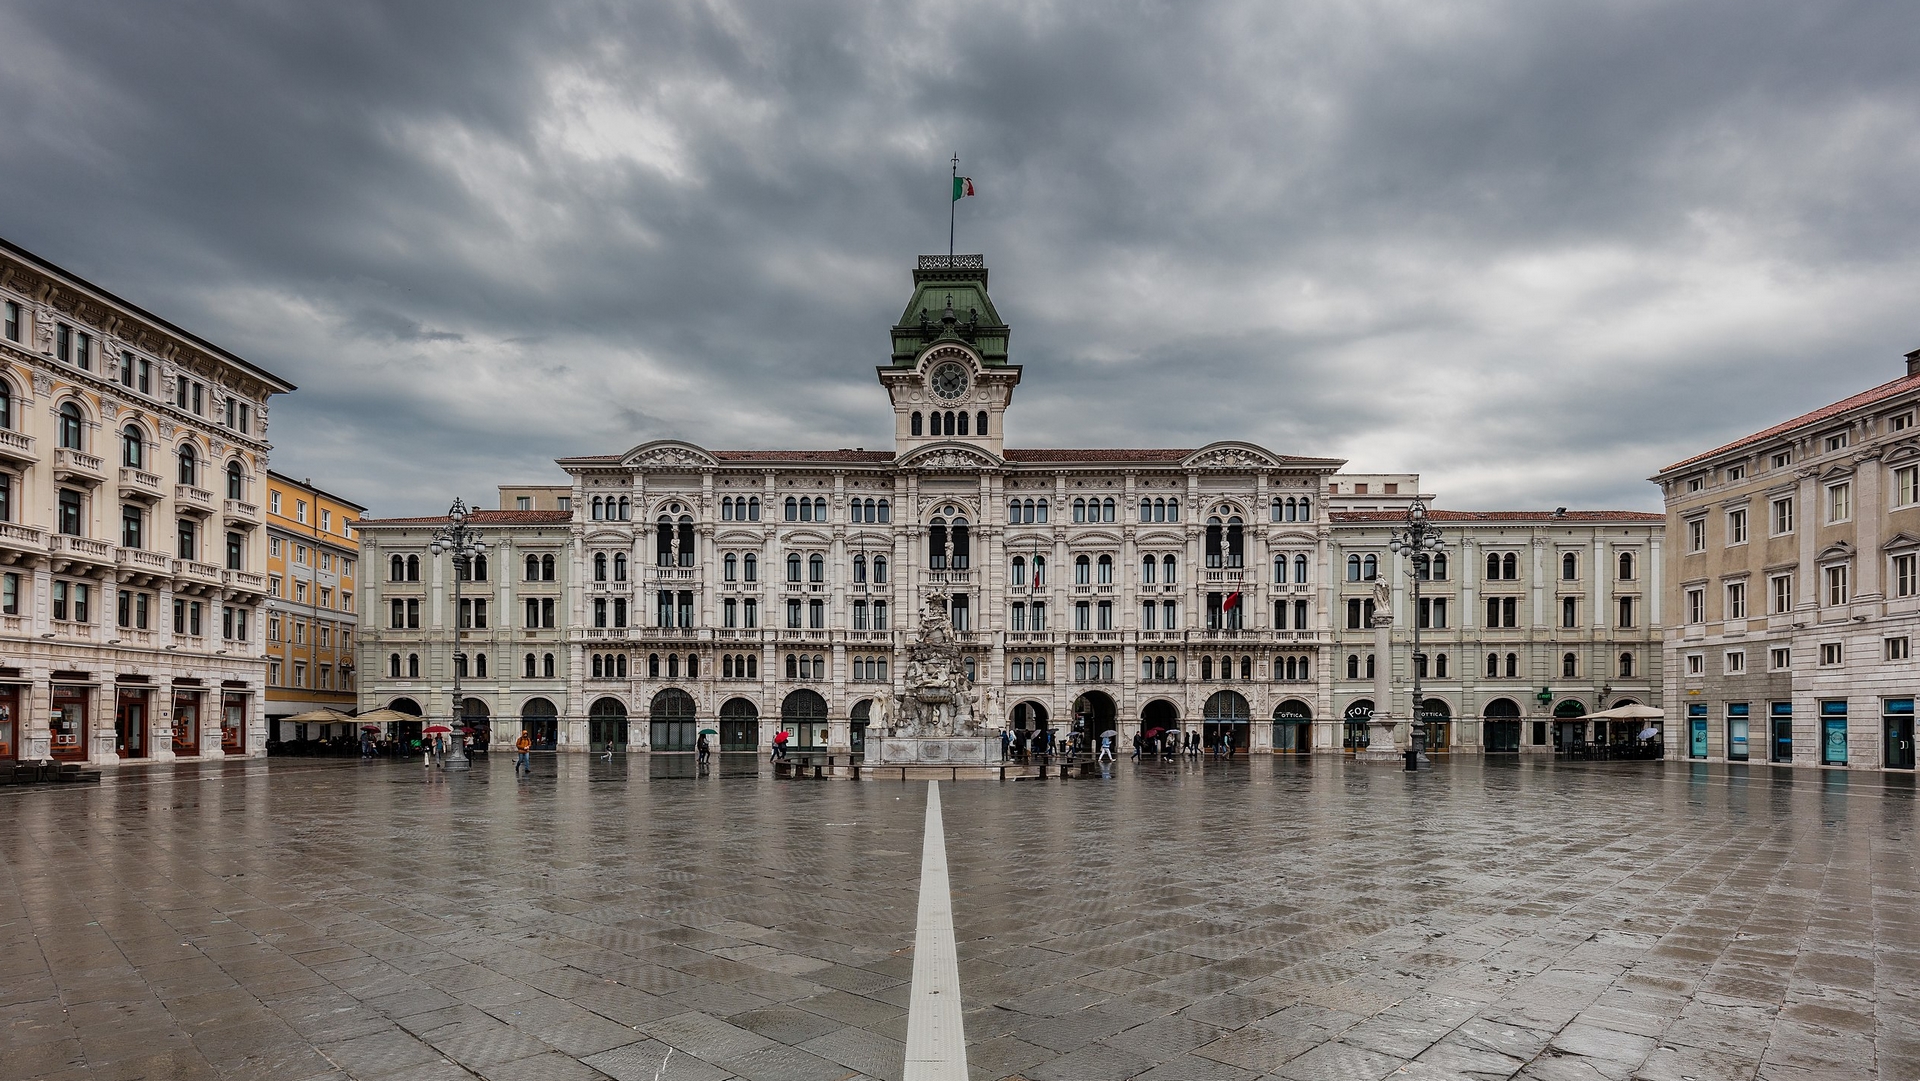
459 726 475 735
422 724 454 735
360 724 381 732
1143 728 1165 738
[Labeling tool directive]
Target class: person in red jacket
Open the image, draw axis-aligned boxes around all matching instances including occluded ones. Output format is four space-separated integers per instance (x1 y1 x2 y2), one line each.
771 728 789 761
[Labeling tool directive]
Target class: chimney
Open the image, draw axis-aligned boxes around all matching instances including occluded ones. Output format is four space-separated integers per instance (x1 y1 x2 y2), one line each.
1908 348 1920 378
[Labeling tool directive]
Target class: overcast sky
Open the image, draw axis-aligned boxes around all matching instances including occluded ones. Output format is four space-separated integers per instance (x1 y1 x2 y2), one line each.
3 1 1916 517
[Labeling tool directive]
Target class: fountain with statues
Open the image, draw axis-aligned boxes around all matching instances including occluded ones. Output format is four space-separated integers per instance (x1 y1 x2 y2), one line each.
866 596 1003 776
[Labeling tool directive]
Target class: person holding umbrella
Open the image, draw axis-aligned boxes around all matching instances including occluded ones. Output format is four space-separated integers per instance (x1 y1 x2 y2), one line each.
696 729 712 767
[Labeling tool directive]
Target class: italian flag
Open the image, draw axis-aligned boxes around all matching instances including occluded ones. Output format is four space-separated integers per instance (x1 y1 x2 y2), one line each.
953 176 975 201
1223 591 1242 611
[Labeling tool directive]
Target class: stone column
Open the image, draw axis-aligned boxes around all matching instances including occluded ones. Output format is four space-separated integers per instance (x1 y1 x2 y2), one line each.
1357 611 1401 761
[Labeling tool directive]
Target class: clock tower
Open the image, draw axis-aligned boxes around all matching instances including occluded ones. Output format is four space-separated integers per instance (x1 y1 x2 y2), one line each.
880 254 1021 457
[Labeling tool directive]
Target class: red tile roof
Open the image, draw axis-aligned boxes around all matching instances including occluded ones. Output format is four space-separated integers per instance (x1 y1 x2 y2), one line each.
1332 510 1663 524
712 450 896 463
1660 371 1920 474
358 510 573 527
1003 448 1195 463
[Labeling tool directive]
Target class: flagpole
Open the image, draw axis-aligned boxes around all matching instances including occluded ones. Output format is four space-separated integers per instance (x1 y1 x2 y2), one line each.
949 154 958 260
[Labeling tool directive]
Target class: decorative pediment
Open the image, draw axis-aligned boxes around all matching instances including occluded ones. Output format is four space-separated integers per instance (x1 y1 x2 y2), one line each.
783 529 832 546
900 441 1000 472
716 528 763 545
1820 462 1854 482
1818 541 1855 563
1886 440 1920 465
583 528 630 544
622 440 717 470
1883 531 1920 552
1133 529 1187 547
1184 442 1282 470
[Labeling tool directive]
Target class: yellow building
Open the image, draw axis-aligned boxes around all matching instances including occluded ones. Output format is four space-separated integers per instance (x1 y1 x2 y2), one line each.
264 472 364 742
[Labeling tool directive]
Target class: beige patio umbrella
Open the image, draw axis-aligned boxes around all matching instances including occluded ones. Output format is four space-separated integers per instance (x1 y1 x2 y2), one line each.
1585 703 1665 720
353 708 426 726
280 708 354 724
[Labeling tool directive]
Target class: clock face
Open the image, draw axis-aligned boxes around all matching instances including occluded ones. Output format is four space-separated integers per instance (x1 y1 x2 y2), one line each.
930 362 969 400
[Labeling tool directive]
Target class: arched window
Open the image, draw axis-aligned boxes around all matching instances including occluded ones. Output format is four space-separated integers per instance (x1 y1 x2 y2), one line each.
1562 652 1578 678
686 654 698 678
976 410 987 435
525 554 539 580
1271 498 1282 522
1037 499 1050 523
1562 552 1578 580
177 443 198 486
1144 556 1158 584
406 554 419 581
1294 554 1308 583
525 653 537 678
477 654 488 677
594 553 607 581
542 653 556 678
1505 652 1519 678
407 653 420 678
1075 555 1091 584
0 382 10 429
390 554 405 581
592 497 604 520
1486 553 1501 580
780 552 799 583
808 553 825 582
721 497 735 521
950 518 970 569
1348 554 1362 581
1097 554 1113 584
1366 654 1376 679
1010 556 1026 587
388 653 400 677
1618 552 1635 580
1102 498 1116 523
618 497 629 520
1012 499 1025 522
1619 652 1635 677
613 553 627 581
1141 499 1154 522
1362 554 1377 580
784 496 799 521
592 654 603 679
667 654 680 677
745 496 760 521
877 499 891 523
1431 553 1447 580
1347 654 1359 679
225 461 243 500
1206 517 1225 568
1029 556 1041 585
541 554 555 581
722 552 737 581
677 516 695 566
1162 554 1176 583
911 411 923 436
58 402 83 450
474 554 488 580
957 411 969 436
1226 516 1244 567
1486 652 1499 677
1072 498 1087 523
1166 498 1179 522
121 425 143 468
1201 656 1214 680
1435 653 1448 677
1502 553 1518 579
648 653 660 677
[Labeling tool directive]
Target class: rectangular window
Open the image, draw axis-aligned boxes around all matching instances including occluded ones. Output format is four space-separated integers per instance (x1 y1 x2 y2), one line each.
1892 412 1915 432
1771 450 1792 469
1821 642 1844 666
1825 430 1849 452
809 599 825 629
1827 482 1852 523
1687 653 1704 675
1096 600 1113 631
1888 636 1911 662
51 581 68 621
1031 602 1045 631
1825 564 1850 607
2 301 16 341
190 601 202 636
58 488 82 536
296 500 308 524
1688 519 1706 552
1772 574 1794 613
1686 589 1705 625
1897 554 1919 599
1727 463 1747 481
787 599 801 629
1075 601 1091 631
1726 581 1747 620
320 509 331 532
269 491 281 514
121 505 142 548
191 382 203 414
0 571 15 615
1727 508 1747 545
1772 497 1794 535
1725 650 1745 674
0 473 9 523
1770 647 1790 670
1727 703 1750 761
744 598 758 628
1617 596 1636 628
1898 466 1920 508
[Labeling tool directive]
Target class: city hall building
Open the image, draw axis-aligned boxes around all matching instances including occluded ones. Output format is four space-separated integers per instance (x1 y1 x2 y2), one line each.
356 255 1663 755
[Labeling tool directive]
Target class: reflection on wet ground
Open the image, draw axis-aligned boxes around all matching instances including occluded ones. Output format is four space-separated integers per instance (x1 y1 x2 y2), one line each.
0 753 1913 1079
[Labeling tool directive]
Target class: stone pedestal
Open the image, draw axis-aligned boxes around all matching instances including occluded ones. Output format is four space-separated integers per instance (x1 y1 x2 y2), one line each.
1355 716 1404 762
874 736 997 766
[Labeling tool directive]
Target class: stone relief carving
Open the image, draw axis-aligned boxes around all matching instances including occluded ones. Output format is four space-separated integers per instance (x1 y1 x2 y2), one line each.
915 447 991 471
1191 447 1275 469
31 372 52 396
635 446 709 468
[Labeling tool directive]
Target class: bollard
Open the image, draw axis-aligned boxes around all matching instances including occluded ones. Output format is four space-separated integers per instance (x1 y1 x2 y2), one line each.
1404 748 1418 772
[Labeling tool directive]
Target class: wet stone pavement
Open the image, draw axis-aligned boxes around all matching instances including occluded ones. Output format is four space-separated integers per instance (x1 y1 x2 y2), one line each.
0 754 1916 1081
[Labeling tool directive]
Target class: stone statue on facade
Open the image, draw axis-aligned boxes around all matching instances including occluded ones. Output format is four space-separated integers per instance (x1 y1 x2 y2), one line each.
1372 577 1392 613
884 599 981 738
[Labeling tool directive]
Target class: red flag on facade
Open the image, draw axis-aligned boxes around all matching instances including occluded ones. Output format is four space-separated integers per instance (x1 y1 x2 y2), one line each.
1223 591 1241 611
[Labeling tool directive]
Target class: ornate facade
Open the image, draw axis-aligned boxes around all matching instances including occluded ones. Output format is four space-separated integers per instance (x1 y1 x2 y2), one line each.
0 238 292 763
356 255 1664 754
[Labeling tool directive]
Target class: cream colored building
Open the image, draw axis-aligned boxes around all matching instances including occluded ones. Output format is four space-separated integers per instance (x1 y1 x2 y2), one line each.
356 254 1665 756
1655 348 1920 771
263 472 364 738
0 238 292 763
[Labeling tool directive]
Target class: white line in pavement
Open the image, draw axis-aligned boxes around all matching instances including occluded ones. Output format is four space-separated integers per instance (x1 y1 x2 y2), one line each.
903 780 968 1081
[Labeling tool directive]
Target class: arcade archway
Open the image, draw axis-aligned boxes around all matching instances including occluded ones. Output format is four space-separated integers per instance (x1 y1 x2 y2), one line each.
649 689 695 751
1069 691 1115 747
521 697 559 751
1343 699 1375 751
588 697 628 753
1482 697 1521 753
1418 697 1452 753
720 697 760 752
1272 699 1312 754
1203 690 1250 752
782 689 829 750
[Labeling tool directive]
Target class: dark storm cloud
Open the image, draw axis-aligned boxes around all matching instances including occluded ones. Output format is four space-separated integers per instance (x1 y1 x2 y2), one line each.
3 0 1916 515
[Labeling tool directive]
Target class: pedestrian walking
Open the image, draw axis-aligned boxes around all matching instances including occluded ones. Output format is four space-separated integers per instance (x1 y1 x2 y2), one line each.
515 729 533 775
772 728 789 761
1131 732 1142 760
1001 730 1012 761
1098 734 1115 763
696 732 711 767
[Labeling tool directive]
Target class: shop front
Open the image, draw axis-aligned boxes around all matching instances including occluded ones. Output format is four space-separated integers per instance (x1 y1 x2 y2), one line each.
220 693 247 755
116 686 150 758
50 685 90 762
0 683 18 759
172 690 203 756
1272 700 1312 753
1887 699 1915 770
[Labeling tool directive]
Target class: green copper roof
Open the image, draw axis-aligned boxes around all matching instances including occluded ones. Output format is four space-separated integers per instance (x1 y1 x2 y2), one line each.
890 255 1011 365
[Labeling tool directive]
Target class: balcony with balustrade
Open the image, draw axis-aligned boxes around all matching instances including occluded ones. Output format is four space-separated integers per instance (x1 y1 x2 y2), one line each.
175 484 215 516
173 558 224 590
54 447 106 485
0 428 38 465
222 499 260 527
49 534 114 572
119 467 164 503
115 545 172 585
223 569 268 598
0 521 48 562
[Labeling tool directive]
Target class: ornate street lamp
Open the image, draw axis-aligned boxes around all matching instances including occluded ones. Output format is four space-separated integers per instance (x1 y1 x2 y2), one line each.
428 498 488 771
1387 497 1448 768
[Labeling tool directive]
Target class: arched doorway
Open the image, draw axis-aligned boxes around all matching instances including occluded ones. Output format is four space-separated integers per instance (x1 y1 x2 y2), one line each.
1482 698 1522 753
458 698 491 752
1273 699 1312 754
589 697 628 753
1553 699 1588 752
521 697 558 751
1418 698 1452 753
1141 699 1180 755
1343 699 1374 751
389 697 424 752
1070 691 1114 747
720 697 759 752
649 689 696 751
849 699 870 755
1011 700 1050 731
1203 690 1250 752
782 689 829 750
